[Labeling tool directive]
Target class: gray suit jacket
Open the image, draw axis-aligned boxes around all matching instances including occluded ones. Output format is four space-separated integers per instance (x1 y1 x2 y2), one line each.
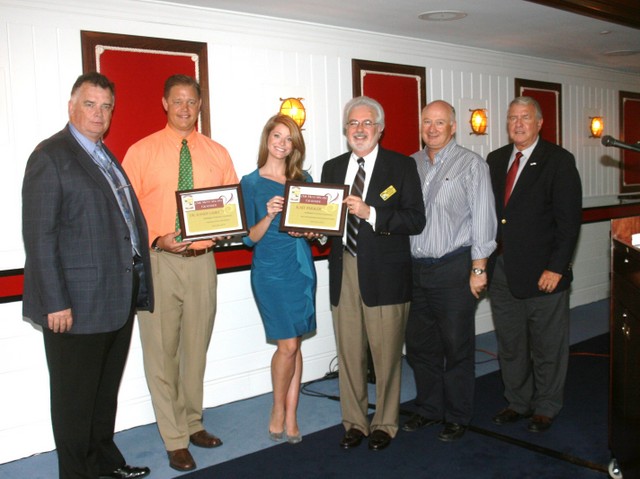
22 125 154 334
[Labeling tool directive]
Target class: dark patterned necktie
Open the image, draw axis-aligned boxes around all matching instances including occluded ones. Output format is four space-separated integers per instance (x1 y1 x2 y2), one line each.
504 151 522 205
94 143 141 256
345 157 365 257
175 139 194 241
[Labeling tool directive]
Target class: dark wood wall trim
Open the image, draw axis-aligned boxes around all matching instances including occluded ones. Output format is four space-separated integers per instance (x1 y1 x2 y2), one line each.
525 0 640 30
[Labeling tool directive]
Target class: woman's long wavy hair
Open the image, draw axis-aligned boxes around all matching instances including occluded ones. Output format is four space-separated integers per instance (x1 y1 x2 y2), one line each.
257 114 306 181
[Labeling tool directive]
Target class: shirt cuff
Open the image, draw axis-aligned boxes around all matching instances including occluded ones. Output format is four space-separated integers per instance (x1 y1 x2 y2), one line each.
366 206 377 231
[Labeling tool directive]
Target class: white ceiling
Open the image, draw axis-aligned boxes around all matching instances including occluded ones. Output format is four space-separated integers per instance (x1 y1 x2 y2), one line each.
152 0 640 74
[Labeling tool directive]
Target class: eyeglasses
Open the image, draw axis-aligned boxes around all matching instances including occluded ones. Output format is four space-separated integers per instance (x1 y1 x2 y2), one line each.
346 119 377 129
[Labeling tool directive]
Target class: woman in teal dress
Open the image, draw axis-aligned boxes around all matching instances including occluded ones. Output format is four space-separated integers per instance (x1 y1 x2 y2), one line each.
241 114 317 444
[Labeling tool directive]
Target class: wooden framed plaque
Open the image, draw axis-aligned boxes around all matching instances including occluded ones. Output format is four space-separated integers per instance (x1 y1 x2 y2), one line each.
176 184 247 241
279 181 349 236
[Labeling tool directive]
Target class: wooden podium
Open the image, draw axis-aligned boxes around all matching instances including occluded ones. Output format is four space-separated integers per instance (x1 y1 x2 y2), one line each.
609 216 640 478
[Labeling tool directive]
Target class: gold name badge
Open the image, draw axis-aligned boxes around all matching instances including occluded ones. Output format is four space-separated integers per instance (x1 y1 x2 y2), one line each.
380 185 397 201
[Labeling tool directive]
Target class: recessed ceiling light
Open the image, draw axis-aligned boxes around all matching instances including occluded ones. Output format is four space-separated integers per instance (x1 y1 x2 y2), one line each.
603 49 640 57
600 30 611 35
419 10 467 22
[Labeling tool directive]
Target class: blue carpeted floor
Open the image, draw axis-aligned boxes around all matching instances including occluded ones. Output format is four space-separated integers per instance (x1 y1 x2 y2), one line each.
0 299 610 479
181 333 611 479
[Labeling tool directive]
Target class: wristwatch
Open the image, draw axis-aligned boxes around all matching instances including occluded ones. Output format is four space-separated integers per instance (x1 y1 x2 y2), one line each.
151 237 163 252
471 267 485 275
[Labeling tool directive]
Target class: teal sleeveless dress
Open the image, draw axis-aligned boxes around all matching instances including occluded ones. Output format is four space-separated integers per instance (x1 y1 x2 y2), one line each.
240 169 317 340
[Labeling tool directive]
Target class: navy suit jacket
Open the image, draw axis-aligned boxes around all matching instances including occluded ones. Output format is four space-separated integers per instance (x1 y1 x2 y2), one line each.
487 138 582 299
321 147 426 307
22 125 154 334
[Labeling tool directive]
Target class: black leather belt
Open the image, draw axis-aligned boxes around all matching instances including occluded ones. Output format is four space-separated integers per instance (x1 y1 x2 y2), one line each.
180 246 214 257
413 246 471 265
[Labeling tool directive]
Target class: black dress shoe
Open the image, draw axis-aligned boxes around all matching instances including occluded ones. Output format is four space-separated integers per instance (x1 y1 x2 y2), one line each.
492 408 532 425
402 413 441 432
527 414 553 432
99 465 150 479
368 430 391 451
438 423 467 442
339 428 365 449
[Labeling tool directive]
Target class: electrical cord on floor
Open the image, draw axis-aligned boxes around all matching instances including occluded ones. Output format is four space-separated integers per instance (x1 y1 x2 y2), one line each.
301 348 607 402
474 349 609 363
300 344 609 474
570 352 609 358
300 356 378 409
300 348 608 400
475 348 499 365
302 349 503 400
300 356 339 400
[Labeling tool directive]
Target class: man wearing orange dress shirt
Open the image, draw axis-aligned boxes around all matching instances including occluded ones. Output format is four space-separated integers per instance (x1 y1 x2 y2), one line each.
123 74 238 472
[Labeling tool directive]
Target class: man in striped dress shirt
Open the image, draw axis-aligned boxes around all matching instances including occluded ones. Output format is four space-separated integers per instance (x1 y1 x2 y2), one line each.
403 100 497 442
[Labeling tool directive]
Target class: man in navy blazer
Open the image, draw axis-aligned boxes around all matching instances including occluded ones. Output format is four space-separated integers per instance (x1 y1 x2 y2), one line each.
22 73 153 479
321 96 425 451
487 96 582 433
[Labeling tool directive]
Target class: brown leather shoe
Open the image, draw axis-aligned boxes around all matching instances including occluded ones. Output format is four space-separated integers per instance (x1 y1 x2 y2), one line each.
402 413 441 432
167 449 196 472
492 408 533 425
438 422 467 442
190 429 223 448
527 414 553 432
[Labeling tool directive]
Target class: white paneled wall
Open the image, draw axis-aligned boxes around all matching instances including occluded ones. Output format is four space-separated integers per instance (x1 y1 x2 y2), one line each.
0 0 633 463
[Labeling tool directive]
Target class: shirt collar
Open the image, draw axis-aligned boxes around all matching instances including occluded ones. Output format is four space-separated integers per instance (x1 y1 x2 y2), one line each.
513 136 540 160
164 124 198 148
350 144 379 164
69 122 101 152
429 138 457 164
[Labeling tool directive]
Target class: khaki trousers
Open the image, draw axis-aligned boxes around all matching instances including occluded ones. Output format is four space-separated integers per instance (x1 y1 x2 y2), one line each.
331 253 408 438
138 250 217 451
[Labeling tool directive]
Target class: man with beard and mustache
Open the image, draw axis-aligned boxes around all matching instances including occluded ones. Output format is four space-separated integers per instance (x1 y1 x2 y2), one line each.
321 96 425 451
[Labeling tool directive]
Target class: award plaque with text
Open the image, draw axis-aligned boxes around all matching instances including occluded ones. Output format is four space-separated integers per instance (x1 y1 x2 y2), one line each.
176 184 248 241
280 181 349 236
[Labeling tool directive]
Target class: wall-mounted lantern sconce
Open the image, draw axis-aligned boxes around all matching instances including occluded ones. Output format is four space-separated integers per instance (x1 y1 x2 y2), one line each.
469 108 488 135
589 116 604 138
279 97 306 128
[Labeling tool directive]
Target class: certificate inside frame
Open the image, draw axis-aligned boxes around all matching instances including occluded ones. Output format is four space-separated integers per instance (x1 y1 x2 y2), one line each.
280 181 349 236
176 184 248 241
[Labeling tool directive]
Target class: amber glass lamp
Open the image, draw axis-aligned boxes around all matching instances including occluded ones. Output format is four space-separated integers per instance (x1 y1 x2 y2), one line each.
469 108 488 135
590 116 604 138
279 98 306 128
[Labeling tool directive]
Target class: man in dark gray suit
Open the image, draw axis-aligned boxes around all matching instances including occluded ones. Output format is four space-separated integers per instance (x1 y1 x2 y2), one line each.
487 96 582 433
22 72 154 479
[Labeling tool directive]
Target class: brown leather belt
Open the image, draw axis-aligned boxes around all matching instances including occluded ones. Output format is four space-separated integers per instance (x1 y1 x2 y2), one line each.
180 246 214 257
